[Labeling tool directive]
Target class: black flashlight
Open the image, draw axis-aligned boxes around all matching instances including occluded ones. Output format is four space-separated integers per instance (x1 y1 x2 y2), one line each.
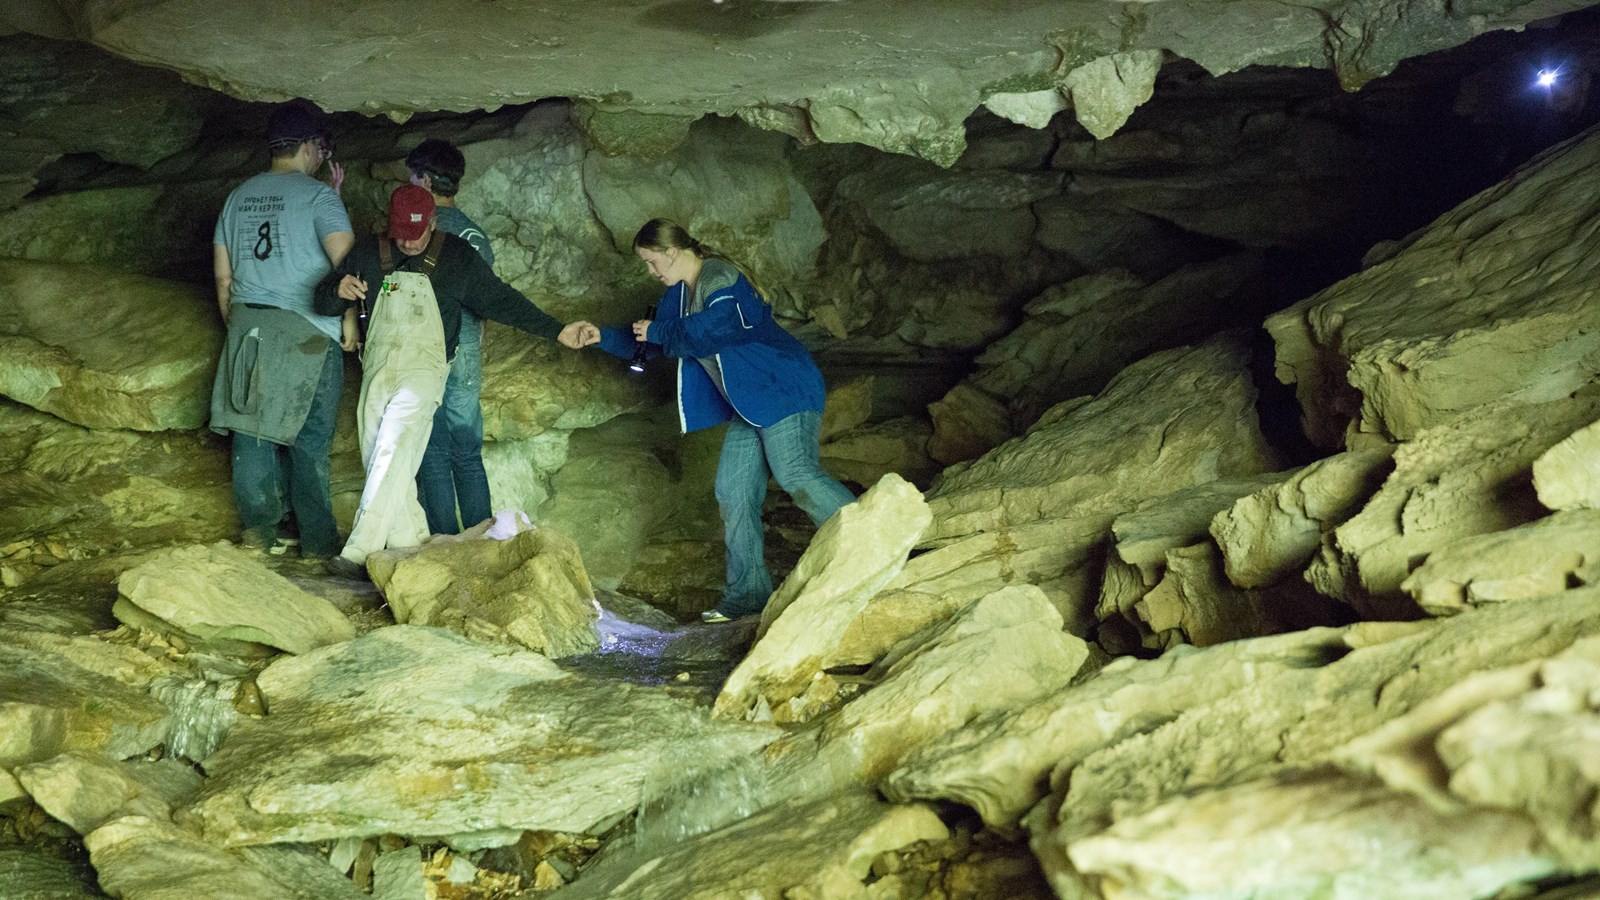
628 304 655 373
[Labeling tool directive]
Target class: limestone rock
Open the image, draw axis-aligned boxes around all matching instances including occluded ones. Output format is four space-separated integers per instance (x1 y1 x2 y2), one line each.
924 335 1276 546
0 847 101 900
820 416 938 490
16 751 202 835
1105 541 1348 652
0 403 234 557
0 259 219 432
1061 51 1163 140
481 431 569 534
181 626 776 845
534 423 667 592
1401 510 1600 614
842 160 1063 262
0 549 160 637
1066 770 1559 899
1212 445 1395 588
86 815 366 900
770 587 1089 793
882 626 1357 828
1341 635 1600 869
927 383 1015 466
715 474 931 723
477 326 651 442
114 543 355 656
1026 587 1600 898
583 117 825 286
1110 475 1288 578
1267 125 1600 446
834 514 1111 663
549 792 949 900
958 255 1261 430
369 521 600 659
1308 391 1600 618
0 633 172 771
1533 417 1600 511
820 377 874 442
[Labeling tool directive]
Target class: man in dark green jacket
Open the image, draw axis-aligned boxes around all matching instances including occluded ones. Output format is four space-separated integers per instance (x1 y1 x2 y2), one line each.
313 185 587 578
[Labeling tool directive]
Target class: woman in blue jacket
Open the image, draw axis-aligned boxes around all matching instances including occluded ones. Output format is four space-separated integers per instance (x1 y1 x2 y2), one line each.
572 219 855 623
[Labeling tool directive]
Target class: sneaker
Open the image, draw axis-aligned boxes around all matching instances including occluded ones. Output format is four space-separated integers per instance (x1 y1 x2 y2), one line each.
324 556 369 581
238 531 274 552
269 536 299 556
700 609 733 624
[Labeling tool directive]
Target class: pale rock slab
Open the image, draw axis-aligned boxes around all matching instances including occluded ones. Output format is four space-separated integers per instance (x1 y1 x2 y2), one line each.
768 587 1089 793
924 336 1276 546
549 792 949 900
1341 635 1600 869
86 815 365 900
840 513 1114 657
1267 125 1600 446
1533 417 1600 511
1212 445 1395 588
1401 510 1600 614
0 259 218 432
0 633 172 771
368 520 600 659
1066 770 1558 900
114 543 355 655
882 626 1357 828
715 474 931 723
16 750 202 835
1026 587 1600 898
1307 391 1600 618
180 626 776 846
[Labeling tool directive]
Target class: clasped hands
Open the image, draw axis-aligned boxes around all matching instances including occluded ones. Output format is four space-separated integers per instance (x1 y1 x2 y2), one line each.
557 319 653 350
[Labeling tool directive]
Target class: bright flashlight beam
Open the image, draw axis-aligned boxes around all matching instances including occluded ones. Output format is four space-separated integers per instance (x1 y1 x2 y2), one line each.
1537 68 1560 88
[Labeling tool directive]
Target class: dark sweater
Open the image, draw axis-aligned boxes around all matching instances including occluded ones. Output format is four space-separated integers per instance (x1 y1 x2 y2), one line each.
314 231 561 359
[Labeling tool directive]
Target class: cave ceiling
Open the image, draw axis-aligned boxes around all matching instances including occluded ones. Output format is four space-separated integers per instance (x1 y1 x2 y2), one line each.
2 0 1596 171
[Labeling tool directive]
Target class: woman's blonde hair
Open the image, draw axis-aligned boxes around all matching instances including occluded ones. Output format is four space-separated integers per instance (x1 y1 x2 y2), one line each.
634 218 767 300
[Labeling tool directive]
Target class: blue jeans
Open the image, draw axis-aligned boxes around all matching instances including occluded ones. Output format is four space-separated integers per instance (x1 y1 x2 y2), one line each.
231 339 342 557
714 409 856 618
416 323 491 535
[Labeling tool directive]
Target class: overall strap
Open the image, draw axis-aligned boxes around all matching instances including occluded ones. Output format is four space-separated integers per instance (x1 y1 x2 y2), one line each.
378 238 394 274
420 231 446 279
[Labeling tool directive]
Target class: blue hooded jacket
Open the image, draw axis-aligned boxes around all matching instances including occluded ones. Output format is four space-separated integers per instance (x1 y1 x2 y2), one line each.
599 266 826 433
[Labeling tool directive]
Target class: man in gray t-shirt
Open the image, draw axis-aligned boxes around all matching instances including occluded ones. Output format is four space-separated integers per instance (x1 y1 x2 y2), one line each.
209 101 354 558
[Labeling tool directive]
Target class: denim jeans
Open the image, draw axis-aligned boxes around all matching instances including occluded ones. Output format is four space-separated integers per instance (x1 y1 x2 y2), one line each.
714 409 856 618
231 338 342 557
416 320 491 535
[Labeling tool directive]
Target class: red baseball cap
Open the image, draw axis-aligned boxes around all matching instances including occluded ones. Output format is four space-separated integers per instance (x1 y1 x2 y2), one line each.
388 184 435 241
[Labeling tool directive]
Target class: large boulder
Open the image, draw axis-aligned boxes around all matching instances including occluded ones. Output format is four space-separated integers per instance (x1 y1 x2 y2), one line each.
114 543 355 656
0 259 219 431
368 518 600 659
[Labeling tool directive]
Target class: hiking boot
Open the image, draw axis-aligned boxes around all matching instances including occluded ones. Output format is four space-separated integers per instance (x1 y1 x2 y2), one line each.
700 608 733 624
324 556 368 581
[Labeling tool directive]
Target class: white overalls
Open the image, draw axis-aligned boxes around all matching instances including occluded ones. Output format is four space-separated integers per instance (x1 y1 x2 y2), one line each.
338 266 451 564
